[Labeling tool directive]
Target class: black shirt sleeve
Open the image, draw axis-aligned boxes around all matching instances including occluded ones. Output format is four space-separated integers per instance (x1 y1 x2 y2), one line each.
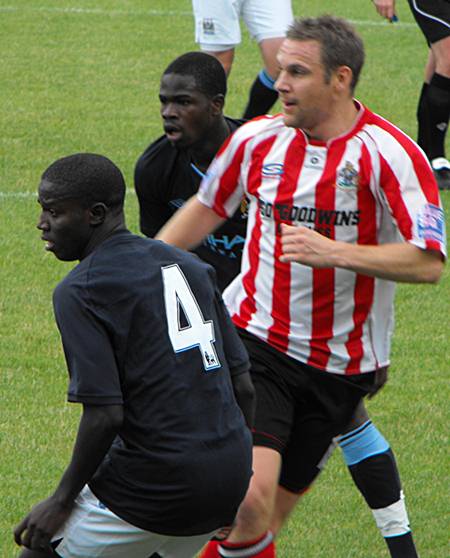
53 284 123 405
134 137 174 237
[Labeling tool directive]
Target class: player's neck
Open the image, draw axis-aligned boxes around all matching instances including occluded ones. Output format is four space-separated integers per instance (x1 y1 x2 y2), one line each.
189 117 231 170
80 216 127 260
306 98 360 143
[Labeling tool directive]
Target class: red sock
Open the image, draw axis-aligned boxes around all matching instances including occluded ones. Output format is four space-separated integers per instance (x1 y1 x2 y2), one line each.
219 531 275 557
198 539 220 558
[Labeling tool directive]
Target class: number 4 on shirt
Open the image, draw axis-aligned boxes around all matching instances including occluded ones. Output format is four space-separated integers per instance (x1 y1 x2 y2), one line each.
162 264 221 371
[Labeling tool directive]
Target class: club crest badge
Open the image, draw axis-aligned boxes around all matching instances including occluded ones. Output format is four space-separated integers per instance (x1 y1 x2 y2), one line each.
240 196 249 218
336 161 359 191
202 18 215 35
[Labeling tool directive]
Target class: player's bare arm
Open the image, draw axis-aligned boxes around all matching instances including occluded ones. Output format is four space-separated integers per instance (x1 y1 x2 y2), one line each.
156 195 225 249
279 223 444 283
14 404 123 551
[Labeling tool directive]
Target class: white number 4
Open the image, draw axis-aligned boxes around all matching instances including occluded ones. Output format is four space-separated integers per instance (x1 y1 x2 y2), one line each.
162 264 221 371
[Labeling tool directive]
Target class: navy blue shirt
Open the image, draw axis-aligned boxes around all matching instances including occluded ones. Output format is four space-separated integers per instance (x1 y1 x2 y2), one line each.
134 117 247 291
53 230 252 535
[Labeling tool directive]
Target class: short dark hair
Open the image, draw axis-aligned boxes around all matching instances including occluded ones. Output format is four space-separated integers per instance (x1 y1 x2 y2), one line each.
287 15 365 92
163 51 227 98
42 153 126 208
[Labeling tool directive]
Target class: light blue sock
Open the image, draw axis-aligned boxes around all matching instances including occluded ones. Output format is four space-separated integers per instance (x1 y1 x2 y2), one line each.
338 420 390 466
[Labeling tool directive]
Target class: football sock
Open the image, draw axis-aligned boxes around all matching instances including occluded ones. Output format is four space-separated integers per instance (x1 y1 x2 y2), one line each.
425 73 450 161
198 540 220 558
338 421 418 558
242 70 279 119
385 532 419 558
218 531 275 558
416 82 430 156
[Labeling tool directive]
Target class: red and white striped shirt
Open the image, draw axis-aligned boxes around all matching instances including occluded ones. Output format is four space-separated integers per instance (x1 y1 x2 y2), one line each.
198 103 447 374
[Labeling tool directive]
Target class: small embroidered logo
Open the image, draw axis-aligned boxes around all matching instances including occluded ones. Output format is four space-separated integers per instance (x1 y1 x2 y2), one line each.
202 18 215 35
336 161 359 191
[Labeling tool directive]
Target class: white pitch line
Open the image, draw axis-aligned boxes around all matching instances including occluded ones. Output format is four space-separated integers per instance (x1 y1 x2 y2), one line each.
0 6 192 17
0 189 136 199
0 192 36 199
0 5 416 27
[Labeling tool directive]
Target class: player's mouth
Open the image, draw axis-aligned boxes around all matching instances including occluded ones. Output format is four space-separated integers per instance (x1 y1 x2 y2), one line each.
41 236 55 251
164 125 183 142
280 99 297 113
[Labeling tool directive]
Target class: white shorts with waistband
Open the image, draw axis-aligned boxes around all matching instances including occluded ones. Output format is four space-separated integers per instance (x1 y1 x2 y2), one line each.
52 485 216 558
192 0 294 50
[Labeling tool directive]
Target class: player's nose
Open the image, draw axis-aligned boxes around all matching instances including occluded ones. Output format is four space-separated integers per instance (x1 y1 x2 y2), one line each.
37 213 49 230
161 102 178 119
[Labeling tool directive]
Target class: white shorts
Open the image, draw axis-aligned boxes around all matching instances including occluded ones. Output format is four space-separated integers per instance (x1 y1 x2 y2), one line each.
52 485 216 558
192 0 294 50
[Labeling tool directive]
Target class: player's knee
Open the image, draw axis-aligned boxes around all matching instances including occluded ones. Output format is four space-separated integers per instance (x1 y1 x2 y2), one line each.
342 400 369 433
203 49 234 75
338 420 389 466
433 38 450 76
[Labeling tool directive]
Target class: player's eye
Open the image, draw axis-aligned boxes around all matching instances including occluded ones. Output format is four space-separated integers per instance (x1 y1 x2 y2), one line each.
288 65 308 77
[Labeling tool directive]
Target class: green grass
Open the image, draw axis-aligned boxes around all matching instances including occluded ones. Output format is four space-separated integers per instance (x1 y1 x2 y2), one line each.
1 1 449 556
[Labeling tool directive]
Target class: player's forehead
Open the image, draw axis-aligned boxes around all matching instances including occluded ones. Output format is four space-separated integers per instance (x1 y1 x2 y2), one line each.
38 179 81 208
38 178 63 203
159 72 204 98
277 38 323 68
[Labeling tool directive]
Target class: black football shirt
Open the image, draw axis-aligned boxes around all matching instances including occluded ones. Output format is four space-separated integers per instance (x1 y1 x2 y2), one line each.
53 230 252 535
134 117 247 291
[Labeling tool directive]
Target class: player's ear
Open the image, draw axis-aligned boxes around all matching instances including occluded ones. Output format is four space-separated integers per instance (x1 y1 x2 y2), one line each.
89 202 107 225
210 94 225 115
334 65 353 95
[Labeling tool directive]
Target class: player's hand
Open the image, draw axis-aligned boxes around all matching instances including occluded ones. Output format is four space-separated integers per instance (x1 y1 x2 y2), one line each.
372 0 396 21
14 495 73 550
368 366 389 399
279 223 336 268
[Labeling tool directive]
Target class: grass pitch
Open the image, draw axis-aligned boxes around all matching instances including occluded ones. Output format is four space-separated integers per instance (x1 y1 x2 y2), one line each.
1 1 448 556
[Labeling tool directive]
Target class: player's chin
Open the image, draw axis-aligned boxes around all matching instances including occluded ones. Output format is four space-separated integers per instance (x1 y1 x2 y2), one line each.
281 112 301 129
52 248 79 261
166 131 190 148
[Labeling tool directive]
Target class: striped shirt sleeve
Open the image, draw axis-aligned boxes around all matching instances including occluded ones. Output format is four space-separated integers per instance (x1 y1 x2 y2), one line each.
369 114 447 258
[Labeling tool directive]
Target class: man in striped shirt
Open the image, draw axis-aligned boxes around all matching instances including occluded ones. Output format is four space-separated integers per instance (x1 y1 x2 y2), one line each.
158 15 446 558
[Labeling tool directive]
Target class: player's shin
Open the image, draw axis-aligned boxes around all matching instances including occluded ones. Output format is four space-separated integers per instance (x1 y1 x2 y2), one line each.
338 421 418 558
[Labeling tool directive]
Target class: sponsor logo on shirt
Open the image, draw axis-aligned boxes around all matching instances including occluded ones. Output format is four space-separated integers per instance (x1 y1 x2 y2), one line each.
204 234 245 257
257 198 360 238
336 161 359 191
417 204 445 244
262 163 284 177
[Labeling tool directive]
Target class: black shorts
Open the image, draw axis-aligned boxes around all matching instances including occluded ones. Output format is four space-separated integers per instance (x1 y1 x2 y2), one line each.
408 0 450 45
238 329 377 493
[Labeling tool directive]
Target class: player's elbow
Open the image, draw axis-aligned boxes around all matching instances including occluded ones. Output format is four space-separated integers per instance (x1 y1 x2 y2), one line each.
421 254 445 284
425 263 444 284
84 404 124 433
